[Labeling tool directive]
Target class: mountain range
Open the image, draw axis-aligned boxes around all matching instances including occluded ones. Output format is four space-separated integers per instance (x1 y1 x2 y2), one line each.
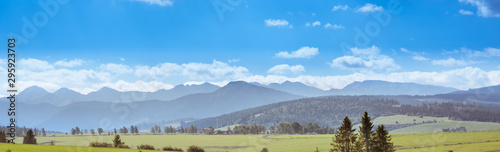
3 80 489 131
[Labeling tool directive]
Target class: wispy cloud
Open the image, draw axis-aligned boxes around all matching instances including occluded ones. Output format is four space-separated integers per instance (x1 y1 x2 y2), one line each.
329 46 400 71
54 59 84 67
324 23 345 29
432 58 470 66
267 64 305 75
356 3 384 13
459 0 500 17
132 0 174 6
401 48 429 61
459 9 474 15
265 19 292 28
332 5 350 11
275 47 319 58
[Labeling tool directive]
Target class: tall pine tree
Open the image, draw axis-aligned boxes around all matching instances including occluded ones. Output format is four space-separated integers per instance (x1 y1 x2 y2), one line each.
331 116 357 152
23 129 37 144
0 131 7 143
372 125 394 152
359 111 374 152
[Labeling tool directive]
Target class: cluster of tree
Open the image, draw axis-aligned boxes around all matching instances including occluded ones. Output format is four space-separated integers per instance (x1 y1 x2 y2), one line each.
396 102 500 122
71 126 138 136
275 122 335 134
232 125 266 135
151 125 162 134
331 112 394 152
179 125 198 134
0 126 54 137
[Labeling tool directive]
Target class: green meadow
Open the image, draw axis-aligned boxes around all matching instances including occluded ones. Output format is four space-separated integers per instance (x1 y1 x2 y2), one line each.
2 130 500 152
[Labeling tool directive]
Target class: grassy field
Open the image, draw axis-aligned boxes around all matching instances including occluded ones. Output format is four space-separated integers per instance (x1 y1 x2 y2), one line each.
3 130 500 152
357 115 500 133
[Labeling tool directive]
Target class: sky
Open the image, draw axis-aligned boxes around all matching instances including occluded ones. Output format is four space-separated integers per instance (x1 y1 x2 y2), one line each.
1 0 500 94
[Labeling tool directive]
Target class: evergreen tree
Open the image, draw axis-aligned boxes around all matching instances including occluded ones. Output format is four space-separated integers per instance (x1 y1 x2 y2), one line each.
0 131 7 143
98 128 104 135
371 125 394 152
42 128 46 136
23 129 37 144
71 128 76 135
291 121 303 134
227 127 232 135
90 129 95 136
151 127 155 134
114 128 117 135
130 125 135 134
75 127 80 135
134 126 139 134
331 116 357 152
112 134 124 148
359 111 374 152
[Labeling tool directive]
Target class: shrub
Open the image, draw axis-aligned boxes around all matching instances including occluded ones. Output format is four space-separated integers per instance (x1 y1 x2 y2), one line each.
49 140 55 146
6 149 12 152
187 145 205 152
117 144 130 149
137 144 155 150
261 147 269 152
88 141 113 147
163 146 183 151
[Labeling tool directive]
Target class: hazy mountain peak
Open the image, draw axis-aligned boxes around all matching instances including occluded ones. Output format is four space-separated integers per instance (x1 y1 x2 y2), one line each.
20 85 49 95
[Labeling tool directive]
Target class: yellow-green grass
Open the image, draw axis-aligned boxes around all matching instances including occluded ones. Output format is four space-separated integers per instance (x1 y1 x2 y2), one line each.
391 121 500 133
7 131 500 152
0 143 159 152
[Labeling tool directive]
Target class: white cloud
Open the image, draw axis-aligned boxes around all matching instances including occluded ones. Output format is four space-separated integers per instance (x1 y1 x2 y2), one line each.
135 60 250 81
275 47 319 59
132 0 173 6
120 58 125 61
329 46 400 71
99 63 133 74
356 3 384 13
101 80 174 92
267 64 305 75
54 59 83 67
413 56 430 61
459 9 474 15
324 23 345 29
265 19 291 28
332 5 350 11
312 21 321 26
19 58 54 71
459 0 500 17
401 48 429 61
306 21 321 27
432 58 469 66
468 47 500 57
238 67 500 90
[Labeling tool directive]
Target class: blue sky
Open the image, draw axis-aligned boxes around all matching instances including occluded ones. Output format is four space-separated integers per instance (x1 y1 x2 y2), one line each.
1 0 500 94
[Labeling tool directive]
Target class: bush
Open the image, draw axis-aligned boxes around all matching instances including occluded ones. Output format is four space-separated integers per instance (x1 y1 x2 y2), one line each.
137 144 155 150
49 140 55 146
163 146 183 151
6 149 12 152
88 141 113 147
261 147 269 152
187 145 205 152
117 144 130 149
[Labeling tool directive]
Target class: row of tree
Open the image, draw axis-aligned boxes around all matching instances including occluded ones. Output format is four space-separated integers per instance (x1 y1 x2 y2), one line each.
275 122 336 134
70 126 139 136
331 112 394 152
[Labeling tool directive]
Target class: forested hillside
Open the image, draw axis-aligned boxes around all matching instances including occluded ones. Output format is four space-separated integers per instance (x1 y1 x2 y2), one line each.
186 96 500 128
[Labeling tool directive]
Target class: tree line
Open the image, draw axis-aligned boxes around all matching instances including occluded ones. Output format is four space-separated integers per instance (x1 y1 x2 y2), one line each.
69 125 139 136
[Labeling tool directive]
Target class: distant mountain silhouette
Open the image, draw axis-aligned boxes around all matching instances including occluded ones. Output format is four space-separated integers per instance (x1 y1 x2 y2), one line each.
267 81 327 97
329 80 458 95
